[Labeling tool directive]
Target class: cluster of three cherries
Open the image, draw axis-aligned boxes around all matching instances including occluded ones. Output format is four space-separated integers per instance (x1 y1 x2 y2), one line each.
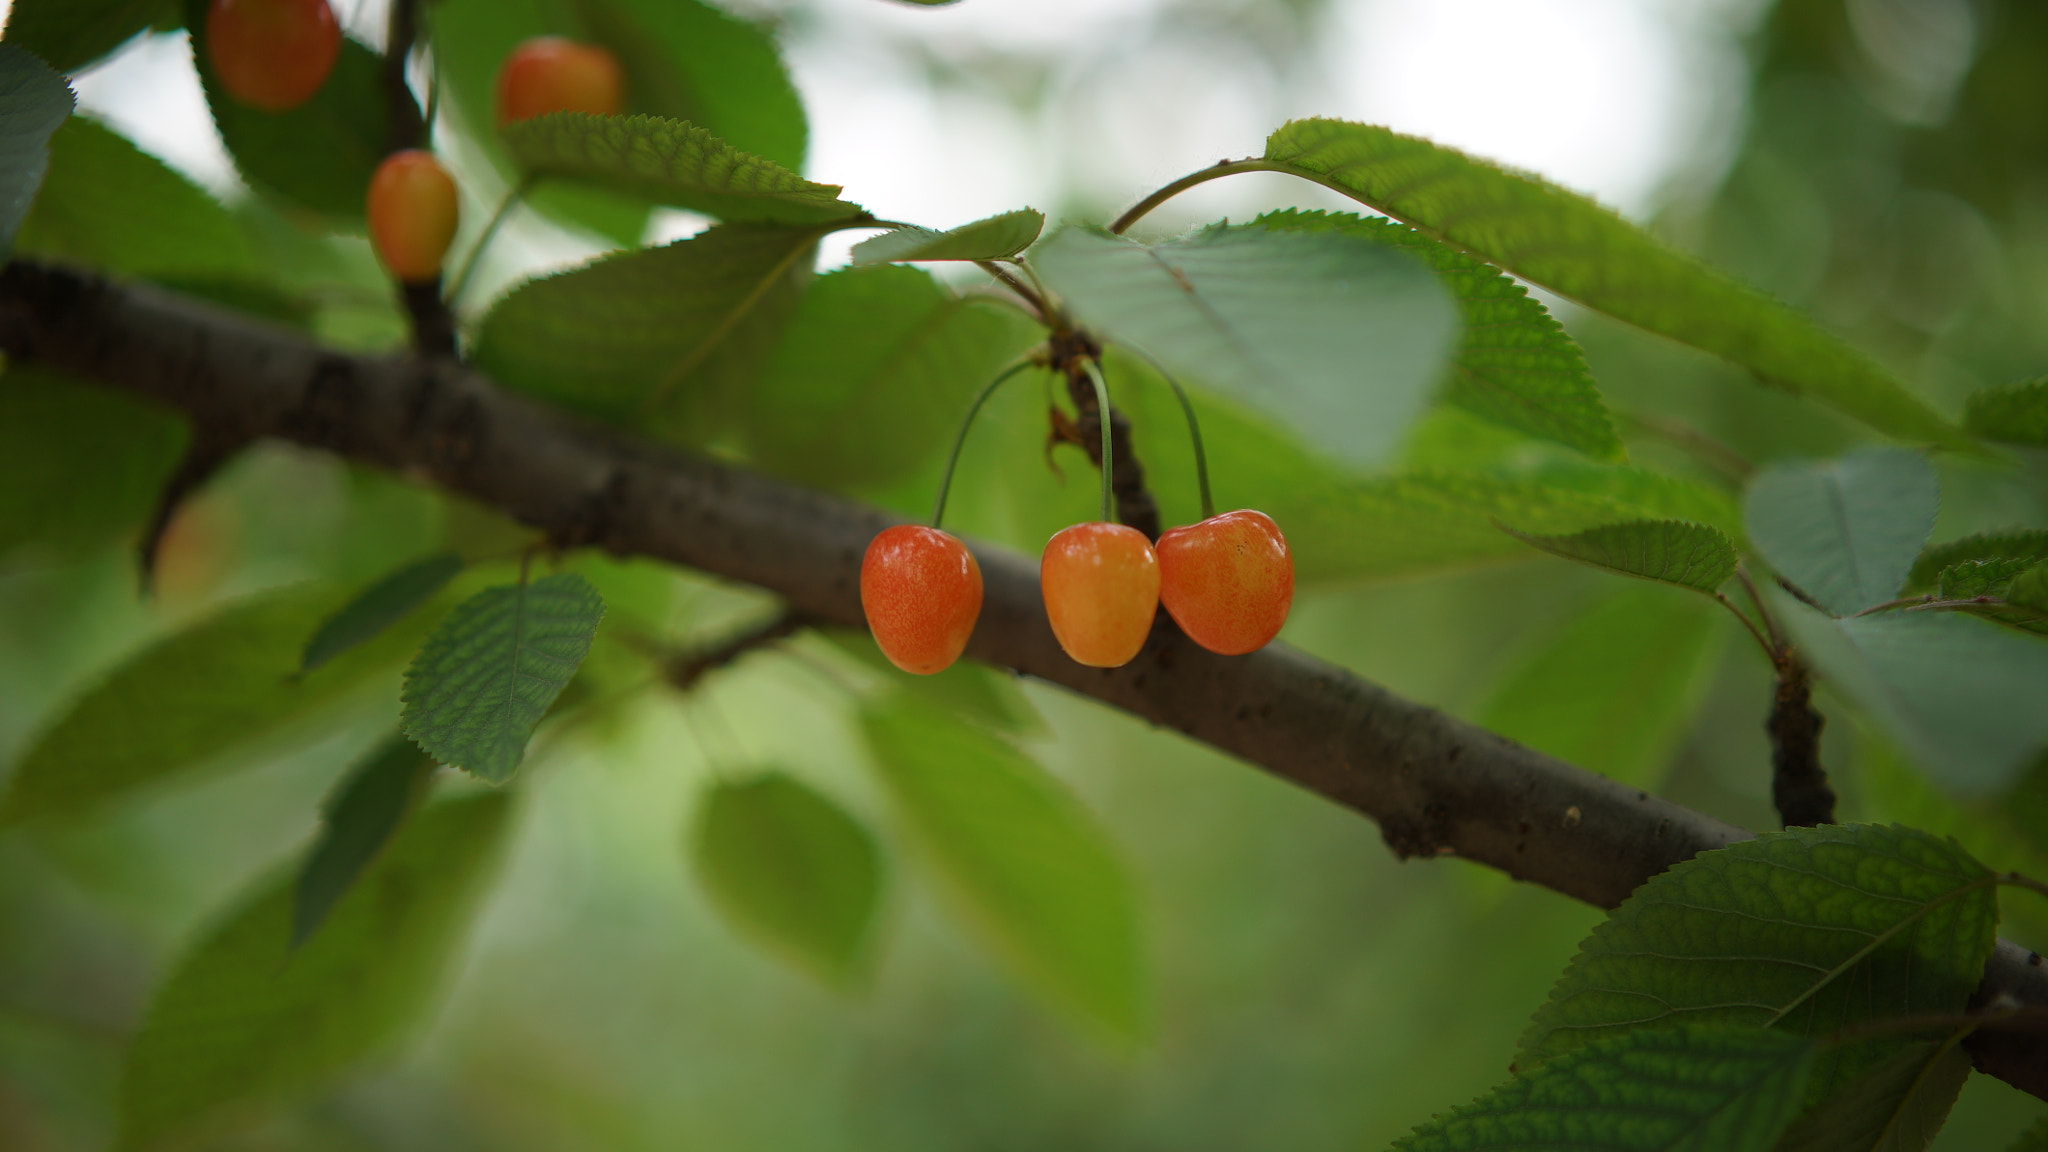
860 358 1293 675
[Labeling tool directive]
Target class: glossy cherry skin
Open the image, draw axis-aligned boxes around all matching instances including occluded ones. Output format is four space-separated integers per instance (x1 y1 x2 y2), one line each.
205 0 342 113
1157 509 1293 655
861 525 983 675
367 150 460 284
496 37 626 127
1041 522 1160 668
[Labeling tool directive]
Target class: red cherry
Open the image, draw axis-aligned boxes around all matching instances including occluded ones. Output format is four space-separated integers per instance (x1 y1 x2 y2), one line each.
1041 522 1160 668
496 37 626 128
205 0 342 114
861 525 983 675
367 150 460 284
1156 509 1293 655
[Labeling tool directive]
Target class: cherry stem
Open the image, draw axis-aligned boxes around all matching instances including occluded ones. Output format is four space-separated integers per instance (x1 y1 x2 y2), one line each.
1126 346 1215 521
931 359 1037 531
446 175 537 310
1080 359 1115 524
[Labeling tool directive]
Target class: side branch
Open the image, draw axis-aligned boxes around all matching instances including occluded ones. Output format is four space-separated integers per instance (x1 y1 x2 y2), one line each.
1 261 2041 1097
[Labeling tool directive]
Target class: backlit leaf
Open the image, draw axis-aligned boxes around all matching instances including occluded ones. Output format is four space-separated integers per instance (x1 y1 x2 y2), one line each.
1771 1036 1972 1152
1395 1025 1814 1152
860 695 1144 1039
691 771 883 989
851 209 1045 264
117 793 512 1151
400 573 605 783
291 736 436 948
1032 223 1458 468
2 0 177 73
1504 519 1738 594
1262 119 1971 450
1965 377 2048 446
1907 531 2048 592
0 43 73 253
300 552 465 674
1936 557 2036 600
1745 449 1938 616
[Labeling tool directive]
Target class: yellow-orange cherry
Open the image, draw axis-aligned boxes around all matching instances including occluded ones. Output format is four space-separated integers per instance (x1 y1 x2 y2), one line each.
1156 509 1293 655
496 37 626 127
367 150 460 284
205 0 342 113
1041 522 1160 668
861 525 983 674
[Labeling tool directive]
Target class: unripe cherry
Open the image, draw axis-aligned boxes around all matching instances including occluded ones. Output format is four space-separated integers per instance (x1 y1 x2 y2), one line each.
861 525 983 675
205 0 342 113
1156 509 1293 655
366 150 460 284
496 37 626 128
1041 522 1160 668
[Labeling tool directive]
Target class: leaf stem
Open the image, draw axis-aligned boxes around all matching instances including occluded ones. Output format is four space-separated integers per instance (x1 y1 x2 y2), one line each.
1714 592 1776 661
1080 359 1115 523
975 259 1051 324
1110 159 1277 235
931 359 1039 530
446 175 537 310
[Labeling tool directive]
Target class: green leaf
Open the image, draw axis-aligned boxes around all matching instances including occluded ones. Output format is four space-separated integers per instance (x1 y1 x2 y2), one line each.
819 629 1041 735
1745 449 1938 616
117 793 512 1151
291 736 436 949
189 21 417 222
1477 584 1724 789
1518 825 1997 1106
1504 519 1739 594
1964 377 2048 446
1031 223 1459 468
0 45 74 254
1908 531 2048 591
1771 1036 1972 1152
473 223 818 436
2010 565 2048 614
301 552 465 674
1780 600 2048 793
1261 119 1971 451
1936 557 2037 600
860 695 1144 1039
400 573 605 783
2 0 176 74
0 366 186 558
1250 208 1622 461
501 112 863 225
1395 1024 1814 1152
0 583 436 825
17 115 255 278
2005 1114 2048 1152
743 263 1042 489
850 210 1045 264
691 771 883 990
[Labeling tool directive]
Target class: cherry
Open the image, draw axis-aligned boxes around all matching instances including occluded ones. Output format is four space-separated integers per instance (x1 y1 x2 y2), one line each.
205 0 342 113
366 150 460 284
1157 509 1292 655
496 37 626 128
861 525 983 675
1041 522 1160 668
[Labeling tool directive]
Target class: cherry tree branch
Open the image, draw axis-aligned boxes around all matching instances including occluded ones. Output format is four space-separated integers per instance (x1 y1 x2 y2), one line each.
2 260 2042 1098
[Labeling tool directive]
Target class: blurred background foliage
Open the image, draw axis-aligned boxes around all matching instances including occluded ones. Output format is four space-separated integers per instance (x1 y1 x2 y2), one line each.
4 0 2048 1148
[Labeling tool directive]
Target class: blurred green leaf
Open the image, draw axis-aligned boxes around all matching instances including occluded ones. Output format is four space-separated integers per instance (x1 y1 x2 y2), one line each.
860 695 1144 1040
0 583 435 825
1772 1036 1972 1152
691 771 883 990
473 223 819 436
117 793 512 1151
1477 584 1724 789
1745 449 1938 616
1262 119 1972 451
301 552 465 673
1032 223 1458 468
0 366 186 558
187 18 417 223
1518 825 1996 1107
292 735 436 949
1965 377 2048 446
0 44 73 254
1908 531 2048 591
2007 1114 2048 1152
502 112 862 225
1503 519 1738 594
2 0 178 73
1251 208 1622 461
851 210 1045 264
1394 1024 1814 1152
400 573 605 783
745 264 1042 489
18 116 255 278
819 629 1042 735
2009 565 2048 613
1781 599 2048 794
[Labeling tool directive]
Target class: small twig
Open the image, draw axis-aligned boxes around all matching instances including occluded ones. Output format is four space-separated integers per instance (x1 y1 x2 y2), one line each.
1713 592 1776 661
1768 648 1835 828
136 429 251 595
381 0 456 358
640 610 815 694
976 260 1051 325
